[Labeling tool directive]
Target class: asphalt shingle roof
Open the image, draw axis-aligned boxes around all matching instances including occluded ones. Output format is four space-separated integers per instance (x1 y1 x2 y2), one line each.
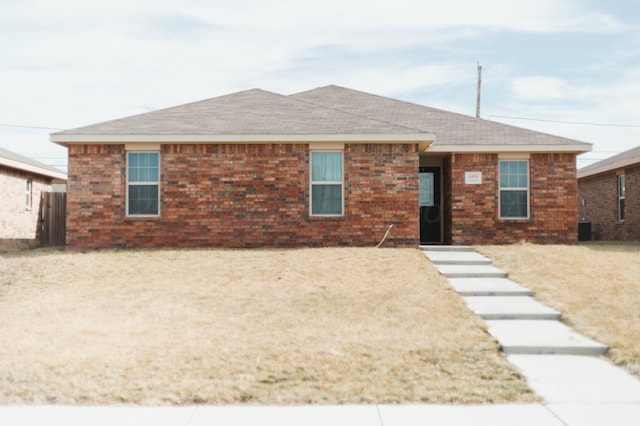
51 85 591 153
53 89 428 137
292 85 591 149
578 144 640 179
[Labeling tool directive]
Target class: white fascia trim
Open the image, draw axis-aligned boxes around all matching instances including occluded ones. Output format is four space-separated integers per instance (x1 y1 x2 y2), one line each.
578 158 640 179
51 133 435 144
0 157 67 180
426 144 592 153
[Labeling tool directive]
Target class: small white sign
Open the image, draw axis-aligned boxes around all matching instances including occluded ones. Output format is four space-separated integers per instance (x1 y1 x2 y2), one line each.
465 171 482 184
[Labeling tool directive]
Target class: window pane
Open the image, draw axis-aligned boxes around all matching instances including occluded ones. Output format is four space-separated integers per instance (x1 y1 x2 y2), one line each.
128 185 159 215
312 184 342 215
128 153 159 183
500 190 527 218
25 179 31 208
129 153 139 168
499 160 527 188
312 152 342 181
619 176 625 197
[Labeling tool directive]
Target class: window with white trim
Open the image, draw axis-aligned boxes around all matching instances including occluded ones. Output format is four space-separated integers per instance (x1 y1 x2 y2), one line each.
618 174 625 221
310 151 343 216
127 152 160 216
499 160 529 219
25 178 32 209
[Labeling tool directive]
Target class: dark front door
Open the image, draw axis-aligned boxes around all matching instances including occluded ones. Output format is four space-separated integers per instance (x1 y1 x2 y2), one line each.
419 166 441 244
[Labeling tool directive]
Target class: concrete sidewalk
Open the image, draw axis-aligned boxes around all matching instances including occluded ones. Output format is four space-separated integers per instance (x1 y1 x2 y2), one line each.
3 403 640 426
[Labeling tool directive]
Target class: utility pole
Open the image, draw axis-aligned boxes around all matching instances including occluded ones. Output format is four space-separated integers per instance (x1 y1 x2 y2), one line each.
476 62 482 118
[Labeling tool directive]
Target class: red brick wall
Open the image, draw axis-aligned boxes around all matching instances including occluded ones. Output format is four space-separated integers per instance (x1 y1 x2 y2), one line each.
449 153 579 245
578 165 640 240
66 143 419 249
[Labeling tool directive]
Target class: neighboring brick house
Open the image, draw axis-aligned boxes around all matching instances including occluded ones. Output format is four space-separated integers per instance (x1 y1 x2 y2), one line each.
578 145 640 241
51 85 591 250
0 147 67 249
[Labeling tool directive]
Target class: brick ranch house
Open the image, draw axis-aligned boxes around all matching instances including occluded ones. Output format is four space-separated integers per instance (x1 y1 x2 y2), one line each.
0 146 67 249
51 85 591 249
578 144 640 241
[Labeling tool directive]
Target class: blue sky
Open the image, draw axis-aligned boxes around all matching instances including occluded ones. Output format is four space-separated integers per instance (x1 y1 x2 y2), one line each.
1 0 639 171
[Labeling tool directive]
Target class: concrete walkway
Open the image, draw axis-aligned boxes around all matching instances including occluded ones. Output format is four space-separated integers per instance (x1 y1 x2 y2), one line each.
422 245 640 425
0 404 554 426
3 401 640 426
3 246 639 425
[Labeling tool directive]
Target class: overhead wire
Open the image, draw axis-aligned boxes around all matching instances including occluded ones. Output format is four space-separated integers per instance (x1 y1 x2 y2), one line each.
488 115 640 128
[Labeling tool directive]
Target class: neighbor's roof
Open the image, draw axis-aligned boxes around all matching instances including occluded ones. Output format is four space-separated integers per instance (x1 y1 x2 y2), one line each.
51 89 434 147
0 146 67 180
51 85 591 153
292 85 592 153
578 144 640 179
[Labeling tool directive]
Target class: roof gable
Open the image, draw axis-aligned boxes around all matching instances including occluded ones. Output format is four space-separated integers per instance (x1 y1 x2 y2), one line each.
292 85 592 152
0 146 67 180
578 144 640 179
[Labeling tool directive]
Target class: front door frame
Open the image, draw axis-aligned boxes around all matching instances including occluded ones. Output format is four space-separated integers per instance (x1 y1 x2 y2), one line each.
419 166 443 244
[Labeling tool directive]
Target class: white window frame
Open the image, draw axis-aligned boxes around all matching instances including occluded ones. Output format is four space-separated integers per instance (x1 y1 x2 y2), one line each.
618 174 625 221
126 151 160 217
25 178 32 210
310 150 344 217
498 159 530 220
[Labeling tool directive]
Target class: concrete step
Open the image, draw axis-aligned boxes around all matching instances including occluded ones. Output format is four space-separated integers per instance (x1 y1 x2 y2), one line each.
463 296 561 320
419 245 475 252
435 264 507 278
508 355 640 404
423 250 492 265
486 320 608 356
448 277 533 296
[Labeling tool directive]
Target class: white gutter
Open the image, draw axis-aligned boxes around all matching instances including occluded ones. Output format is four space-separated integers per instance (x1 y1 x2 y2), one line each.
426 143 592 153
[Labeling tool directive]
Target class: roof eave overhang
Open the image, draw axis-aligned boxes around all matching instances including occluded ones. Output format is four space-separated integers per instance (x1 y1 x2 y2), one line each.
0 157 67 180
578 158 640 180
51 133 435 151
426 143 592 153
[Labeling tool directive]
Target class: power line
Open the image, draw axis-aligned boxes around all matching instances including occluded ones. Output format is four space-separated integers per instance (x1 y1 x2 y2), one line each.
0 122 65 131
488 115 640 128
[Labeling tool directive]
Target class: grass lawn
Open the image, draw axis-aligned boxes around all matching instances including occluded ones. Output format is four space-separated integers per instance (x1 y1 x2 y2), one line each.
0 248 535 405
477 243 640 377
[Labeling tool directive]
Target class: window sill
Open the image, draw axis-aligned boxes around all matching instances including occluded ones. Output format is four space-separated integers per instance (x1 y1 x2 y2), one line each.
124 215 161 220
309 215 344 221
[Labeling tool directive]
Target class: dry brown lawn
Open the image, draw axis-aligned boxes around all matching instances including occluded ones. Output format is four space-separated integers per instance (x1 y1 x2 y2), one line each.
477 243 640 377
0 248 535 405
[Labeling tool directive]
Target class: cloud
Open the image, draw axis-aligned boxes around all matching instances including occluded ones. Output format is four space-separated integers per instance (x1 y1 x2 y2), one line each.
511 76 570 101
0 0 634 171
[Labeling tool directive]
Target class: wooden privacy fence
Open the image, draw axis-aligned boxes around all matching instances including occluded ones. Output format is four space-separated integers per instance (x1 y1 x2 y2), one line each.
38 192 66 247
